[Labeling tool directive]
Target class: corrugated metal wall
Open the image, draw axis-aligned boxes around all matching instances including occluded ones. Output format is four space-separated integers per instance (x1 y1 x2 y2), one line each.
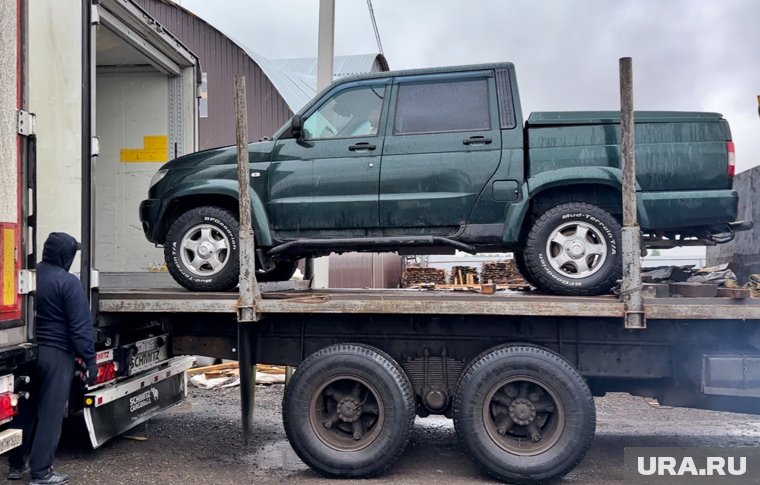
329 253 402 288
134 0 293 150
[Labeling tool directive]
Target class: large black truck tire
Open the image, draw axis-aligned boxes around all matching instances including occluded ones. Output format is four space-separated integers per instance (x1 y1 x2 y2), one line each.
282 343 415 478
523 202 622 296
453 344 596 484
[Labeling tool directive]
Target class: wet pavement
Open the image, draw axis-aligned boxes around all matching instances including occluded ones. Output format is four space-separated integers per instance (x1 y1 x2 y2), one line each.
13 385 760 484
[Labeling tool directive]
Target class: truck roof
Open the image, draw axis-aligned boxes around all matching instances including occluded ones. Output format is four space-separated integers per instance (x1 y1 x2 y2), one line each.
335 62 515 85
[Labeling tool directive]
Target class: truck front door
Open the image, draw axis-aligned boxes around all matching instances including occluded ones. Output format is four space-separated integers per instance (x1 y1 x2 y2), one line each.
269 81 389 236
379 72 502 233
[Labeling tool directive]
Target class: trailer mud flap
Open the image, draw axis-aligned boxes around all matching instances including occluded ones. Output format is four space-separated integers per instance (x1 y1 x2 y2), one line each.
83 356 193 448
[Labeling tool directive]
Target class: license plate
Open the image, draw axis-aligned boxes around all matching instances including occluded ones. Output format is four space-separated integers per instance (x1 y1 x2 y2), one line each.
0 429 22 455
128 336 169 375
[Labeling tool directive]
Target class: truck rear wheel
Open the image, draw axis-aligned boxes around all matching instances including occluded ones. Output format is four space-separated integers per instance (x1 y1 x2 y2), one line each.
282 343 415 478
257 260 298 282
523 202 621 296
453 344 595 484
165 206 240 292
513 252 536 288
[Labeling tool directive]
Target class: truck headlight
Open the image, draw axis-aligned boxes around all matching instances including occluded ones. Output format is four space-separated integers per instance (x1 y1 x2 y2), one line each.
149 169 168 189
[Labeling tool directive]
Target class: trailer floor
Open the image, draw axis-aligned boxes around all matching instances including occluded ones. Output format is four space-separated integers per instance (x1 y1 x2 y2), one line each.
47 385 760 485
100 285 760 320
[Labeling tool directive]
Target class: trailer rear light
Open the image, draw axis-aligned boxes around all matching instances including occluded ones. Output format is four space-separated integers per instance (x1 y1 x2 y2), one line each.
95 361 119 385
0 392 19 422
727 141 736 177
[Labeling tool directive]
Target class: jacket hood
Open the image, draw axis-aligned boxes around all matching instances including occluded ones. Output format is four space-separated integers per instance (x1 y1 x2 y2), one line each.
42 232 80 271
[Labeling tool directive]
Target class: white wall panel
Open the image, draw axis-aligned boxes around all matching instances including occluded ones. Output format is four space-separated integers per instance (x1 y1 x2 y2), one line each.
95 73 169 272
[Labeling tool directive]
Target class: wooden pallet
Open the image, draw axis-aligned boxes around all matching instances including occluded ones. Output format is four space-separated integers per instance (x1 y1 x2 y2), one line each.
406 283 532 292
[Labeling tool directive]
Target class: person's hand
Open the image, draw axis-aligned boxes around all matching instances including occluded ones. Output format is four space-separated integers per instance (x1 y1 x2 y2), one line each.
86 364 100 386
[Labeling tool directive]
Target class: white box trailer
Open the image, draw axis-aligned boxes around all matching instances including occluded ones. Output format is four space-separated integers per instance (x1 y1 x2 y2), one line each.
0 0 202 449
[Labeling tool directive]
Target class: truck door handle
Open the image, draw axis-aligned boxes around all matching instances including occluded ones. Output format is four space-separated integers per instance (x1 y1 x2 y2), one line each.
463 136 492 145
348 142 376 151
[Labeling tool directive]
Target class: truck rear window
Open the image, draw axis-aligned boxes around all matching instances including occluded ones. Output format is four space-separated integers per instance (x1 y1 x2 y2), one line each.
393 78 490 135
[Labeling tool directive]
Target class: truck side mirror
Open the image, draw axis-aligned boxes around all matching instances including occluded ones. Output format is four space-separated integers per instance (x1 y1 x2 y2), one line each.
291 114 303 140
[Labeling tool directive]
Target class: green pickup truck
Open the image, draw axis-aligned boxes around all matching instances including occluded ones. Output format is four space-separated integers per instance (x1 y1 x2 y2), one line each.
139 62 750 295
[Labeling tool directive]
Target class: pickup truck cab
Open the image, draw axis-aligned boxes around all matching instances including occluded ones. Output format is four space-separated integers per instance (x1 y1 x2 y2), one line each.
140 62 749 295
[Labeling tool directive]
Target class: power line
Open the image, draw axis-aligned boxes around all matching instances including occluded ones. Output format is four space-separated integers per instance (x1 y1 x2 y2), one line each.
366 0 384 55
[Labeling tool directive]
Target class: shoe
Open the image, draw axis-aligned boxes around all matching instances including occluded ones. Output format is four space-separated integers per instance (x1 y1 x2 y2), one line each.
29 470 69 485
8 465 29 480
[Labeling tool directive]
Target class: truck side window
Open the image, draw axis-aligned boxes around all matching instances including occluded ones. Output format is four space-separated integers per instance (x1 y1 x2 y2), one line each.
394 78 490 134
303 85 386 140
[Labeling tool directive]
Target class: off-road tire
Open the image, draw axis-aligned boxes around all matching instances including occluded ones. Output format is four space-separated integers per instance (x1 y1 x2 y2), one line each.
523 202 621 296
513 251 537 288
164 206 240 291
453 344 596 484
282 343 415 478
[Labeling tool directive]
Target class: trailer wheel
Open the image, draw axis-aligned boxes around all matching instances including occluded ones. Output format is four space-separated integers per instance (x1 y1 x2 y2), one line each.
523 202 621 296
283 343 415 478
453 345 595 484
165 206 240 291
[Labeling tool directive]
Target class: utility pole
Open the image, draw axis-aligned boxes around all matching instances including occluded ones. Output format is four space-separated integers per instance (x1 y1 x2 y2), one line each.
619 57 644 329
310 0 335 289
317 0 335 93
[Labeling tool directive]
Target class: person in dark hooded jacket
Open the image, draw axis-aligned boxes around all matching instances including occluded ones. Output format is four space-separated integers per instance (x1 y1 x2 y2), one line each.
8 233 97 485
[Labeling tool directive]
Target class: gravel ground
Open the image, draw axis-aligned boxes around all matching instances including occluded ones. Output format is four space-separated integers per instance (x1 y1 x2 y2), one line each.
9 385 760 484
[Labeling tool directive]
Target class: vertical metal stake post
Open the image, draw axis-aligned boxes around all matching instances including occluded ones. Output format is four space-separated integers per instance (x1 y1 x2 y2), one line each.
234 75 261 445
619 58 645 329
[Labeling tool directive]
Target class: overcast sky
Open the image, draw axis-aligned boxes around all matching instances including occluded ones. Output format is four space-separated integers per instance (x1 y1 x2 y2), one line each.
178 0 760 173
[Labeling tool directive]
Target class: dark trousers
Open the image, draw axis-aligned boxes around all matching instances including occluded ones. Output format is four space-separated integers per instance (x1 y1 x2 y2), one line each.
9 345 74 479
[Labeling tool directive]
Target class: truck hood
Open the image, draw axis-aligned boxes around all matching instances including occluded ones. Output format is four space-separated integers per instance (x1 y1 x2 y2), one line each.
160 141 276 171
527 111 724 126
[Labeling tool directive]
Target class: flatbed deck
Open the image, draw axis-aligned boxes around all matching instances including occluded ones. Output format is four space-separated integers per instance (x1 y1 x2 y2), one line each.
98 286 760 320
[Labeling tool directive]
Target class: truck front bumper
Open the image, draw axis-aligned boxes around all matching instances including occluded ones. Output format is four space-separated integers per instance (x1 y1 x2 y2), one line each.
139 199 162 244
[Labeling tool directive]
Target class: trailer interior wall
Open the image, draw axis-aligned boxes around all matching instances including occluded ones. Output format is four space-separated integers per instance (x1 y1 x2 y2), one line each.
28 0 83 266
94 21 197 274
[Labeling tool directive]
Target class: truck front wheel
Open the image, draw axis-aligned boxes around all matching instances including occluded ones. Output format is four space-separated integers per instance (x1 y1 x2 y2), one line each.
282 343 415 478
165 206 240 291
453 344 596 484
523 202 621 296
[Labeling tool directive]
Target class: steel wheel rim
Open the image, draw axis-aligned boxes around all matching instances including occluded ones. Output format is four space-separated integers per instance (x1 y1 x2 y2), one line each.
308 375 385 452
545 221 608 279
482 375 566 456
179 224 231 277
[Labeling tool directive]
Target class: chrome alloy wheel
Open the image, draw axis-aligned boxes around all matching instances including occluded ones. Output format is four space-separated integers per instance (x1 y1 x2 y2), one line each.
545 221 608 279
179 224 231 276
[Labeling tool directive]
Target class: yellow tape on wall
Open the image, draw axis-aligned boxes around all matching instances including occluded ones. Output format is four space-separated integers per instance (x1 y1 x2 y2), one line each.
120 135 169 163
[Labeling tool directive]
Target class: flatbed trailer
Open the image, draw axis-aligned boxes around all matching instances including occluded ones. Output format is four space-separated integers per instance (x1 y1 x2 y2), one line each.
96 285 760 483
